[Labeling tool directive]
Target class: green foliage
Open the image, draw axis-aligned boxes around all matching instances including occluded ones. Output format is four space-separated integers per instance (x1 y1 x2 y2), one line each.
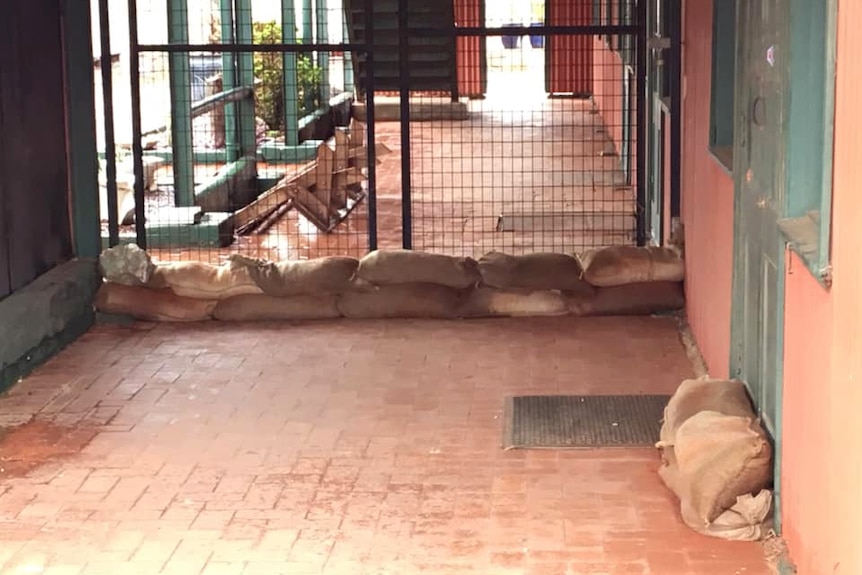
252 21 323 133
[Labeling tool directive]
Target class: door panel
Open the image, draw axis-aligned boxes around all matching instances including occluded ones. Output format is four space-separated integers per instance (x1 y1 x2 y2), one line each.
454 0 486 98
732 0 789 433
545 0 593 95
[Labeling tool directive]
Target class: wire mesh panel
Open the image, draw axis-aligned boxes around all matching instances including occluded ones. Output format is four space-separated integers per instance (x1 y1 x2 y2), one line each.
99 0 374 264
400 0 643 257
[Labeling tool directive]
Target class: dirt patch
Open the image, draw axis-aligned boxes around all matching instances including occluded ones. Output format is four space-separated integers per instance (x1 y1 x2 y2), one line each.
0 419 98 479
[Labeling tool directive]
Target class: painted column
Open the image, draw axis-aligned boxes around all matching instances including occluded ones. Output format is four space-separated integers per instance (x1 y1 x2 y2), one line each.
62 0 100 256
220 0 239 162
302 0 313 43
167 0 195 206
316 0 330 104
282 0 300 146
234 0 257 158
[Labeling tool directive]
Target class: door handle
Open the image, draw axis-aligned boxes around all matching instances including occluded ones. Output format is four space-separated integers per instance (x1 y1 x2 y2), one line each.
752 97 766 126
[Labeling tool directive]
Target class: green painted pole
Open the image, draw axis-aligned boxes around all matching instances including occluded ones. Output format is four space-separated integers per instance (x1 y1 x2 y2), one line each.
234 0 257 160
316 0 330 103
342 12 354 93
62 0 100 257
282 0 300 146
220 0 240 162
302 0 313 43
167 0 195 207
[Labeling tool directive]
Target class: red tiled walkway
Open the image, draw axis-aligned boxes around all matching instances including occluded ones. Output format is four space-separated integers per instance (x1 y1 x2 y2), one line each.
0 317 772 574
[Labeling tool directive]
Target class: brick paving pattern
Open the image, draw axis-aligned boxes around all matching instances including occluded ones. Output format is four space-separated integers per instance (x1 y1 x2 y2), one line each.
0 317 772 574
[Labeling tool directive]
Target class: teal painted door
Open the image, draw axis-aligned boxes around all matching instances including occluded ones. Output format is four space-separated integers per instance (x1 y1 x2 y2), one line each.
645 0 670 244
731 0 789 434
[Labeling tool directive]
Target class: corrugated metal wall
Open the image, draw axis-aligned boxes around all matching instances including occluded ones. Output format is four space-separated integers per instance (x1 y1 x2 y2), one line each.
454 0 484 98
546 0 593 95
0 0 73 298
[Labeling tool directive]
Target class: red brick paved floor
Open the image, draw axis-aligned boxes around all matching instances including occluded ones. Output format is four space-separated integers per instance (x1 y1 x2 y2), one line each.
0 317 772 575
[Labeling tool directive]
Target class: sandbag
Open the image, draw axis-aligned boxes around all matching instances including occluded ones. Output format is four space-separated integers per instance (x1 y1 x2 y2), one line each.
213 294 341 321
477 252 594 295
674 411 772 524
147 257 263 300
99 244 155 286
566 281 685 316
356 250 481 289
578 246 685 287
659 448 773 541
459 287 569 318
94 282 216 322
233 255 359 297
658 378 755 447
337 283 461 319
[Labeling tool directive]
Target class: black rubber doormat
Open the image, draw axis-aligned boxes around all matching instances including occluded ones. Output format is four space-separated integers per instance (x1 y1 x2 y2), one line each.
502 394 671 449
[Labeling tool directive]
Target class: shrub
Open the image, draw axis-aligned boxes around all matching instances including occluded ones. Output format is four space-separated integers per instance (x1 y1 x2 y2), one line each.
252 21 323 132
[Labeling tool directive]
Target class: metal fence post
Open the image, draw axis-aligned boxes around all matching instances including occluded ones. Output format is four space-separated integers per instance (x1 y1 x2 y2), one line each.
282 0 300 147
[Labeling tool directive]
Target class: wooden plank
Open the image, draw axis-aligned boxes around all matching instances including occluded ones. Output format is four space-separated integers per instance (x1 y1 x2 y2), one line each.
349 118 365 149
233 184 292 228
289 185 331 231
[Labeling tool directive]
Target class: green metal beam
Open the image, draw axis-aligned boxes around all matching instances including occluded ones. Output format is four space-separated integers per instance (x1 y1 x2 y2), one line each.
220 0 240 162
342 13 354 91
316 0 330 101
62 0 100 258
282 0 300 146
234 0 258 161
167 0 195 207
302 0 313 42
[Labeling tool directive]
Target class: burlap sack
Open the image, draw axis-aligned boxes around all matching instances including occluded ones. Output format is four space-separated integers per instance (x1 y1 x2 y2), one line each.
356 250 481 289
337 283 461 319
659 448 773 541
477 252 594 295
681 491 774 541
658 378 755 447
213 294 341 321
459 287 569 318
578 246 685 287
94 282 216 322
232 255 360 297
674 411 772 524
566 281 685 316
147 257 263 300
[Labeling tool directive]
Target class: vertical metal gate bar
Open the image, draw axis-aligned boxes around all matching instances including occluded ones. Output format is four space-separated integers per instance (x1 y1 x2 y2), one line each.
364 0 377 251
398 0 412 249
127 0 147 249
635 0 648 246
220 0 240 162
97 0 119 246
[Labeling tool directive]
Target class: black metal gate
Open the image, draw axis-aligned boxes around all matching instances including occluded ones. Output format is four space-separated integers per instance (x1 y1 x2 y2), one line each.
100 0 659 263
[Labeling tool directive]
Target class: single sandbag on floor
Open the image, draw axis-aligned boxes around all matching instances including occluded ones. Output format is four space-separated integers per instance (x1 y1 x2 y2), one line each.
477 252 594 295
147 257 263 300
213 294 341 321
658 378 755 448
578 246 685 287
94 282 217 322
337 283 461 319
566 281 685 316
459 287 569 318
674 410 773 525
659 447 773 541
356 249 481 289
231 255 360 297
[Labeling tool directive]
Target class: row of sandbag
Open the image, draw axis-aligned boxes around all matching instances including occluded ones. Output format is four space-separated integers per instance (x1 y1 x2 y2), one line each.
656 378 774 542
95 246 686 322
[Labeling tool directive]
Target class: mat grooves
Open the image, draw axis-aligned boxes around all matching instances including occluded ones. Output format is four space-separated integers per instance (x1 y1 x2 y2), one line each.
503 394 670 449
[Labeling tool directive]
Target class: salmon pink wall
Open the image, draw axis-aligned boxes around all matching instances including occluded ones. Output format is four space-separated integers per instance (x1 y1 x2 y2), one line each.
680 0 734 377
781 254 833 574
781 1 862 573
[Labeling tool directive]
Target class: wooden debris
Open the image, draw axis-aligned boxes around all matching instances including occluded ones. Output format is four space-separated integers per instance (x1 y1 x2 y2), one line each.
236 119 386 236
